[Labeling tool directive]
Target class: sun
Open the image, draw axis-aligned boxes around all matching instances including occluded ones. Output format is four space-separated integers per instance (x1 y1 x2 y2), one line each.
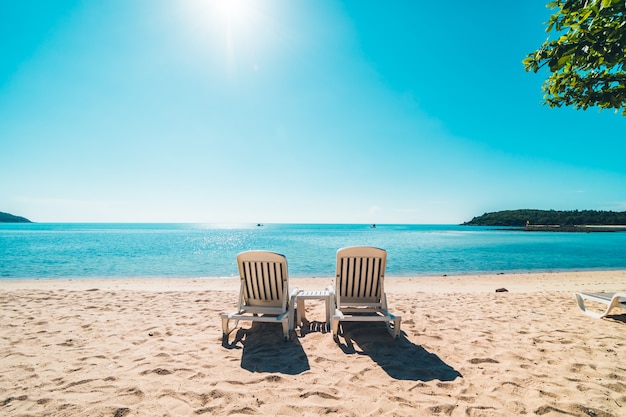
175 0 283 77
215 0 252 29
214 0 255 61
183 0 258 41
179 0 266 64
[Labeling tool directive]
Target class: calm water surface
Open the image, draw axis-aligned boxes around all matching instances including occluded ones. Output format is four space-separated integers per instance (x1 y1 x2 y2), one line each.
1 223 625 279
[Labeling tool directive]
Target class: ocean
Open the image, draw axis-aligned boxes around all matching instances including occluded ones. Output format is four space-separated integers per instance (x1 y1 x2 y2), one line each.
1 223 625 280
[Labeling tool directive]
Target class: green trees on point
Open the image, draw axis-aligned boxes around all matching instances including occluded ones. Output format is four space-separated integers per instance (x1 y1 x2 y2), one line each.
463 209 626 226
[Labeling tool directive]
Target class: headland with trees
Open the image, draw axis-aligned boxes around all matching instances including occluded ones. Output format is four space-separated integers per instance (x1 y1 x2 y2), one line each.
463 209 626 232
0 211 32 223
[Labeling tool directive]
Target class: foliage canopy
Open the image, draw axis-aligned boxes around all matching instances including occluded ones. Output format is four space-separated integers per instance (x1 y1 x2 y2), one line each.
463 209 626 226
524 0 626 114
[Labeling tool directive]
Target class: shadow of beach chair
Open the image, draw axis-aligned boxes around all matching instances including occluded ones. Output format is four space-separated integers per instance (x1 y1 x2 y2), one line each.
574 292 626 318
221 251 298 341
336 321 461 381
330 246 401 339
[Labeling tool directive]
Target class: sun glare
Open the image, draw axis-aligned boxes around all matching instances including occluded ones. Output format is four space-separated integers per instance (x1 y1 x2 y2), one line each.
177 0 278 75
215 0 251 29
181 1 265 53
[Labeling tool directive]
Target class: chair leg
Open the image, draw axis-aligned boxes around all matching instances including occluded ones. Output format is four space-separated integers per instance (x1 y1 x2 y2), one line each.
325 297 331 326
331 318 340 338
575 293 604 318
297 298 307 327
288 304 295 332
282 319 290 341
222 317 238 335
393 317 401 338
575 293 625 319
289 290 299 330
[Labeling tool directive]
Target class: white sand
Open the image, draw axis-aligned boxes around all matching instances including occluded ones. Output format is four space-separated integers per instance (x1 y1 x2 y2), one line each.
1 271 625 416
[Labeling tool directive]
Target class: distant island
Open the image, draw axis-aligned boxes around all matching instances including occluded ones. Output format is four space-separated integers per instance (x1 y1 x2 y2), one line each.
0 211 32 223
462 209 626 232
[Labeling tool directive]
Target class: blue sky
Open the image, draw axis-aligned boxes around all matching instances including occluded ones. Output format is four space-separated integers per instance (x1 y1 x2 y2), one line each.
1 0 625 224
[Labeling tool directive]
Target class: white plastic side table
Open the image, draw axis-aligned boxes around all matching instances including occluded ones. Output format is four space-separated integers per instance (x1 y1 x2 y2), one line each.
296 289 331 326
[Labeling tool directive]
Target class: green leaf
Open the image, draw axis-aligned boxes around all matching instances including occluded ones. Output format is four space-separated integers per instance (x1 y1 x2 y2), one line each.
525 0 626 115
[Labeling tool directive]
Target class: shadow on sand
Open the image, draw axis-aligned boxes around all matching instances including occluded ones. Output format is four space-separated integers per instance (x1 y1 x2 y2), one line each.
607 313 626 324
298 319 330 337
222 322 310 375
335 322 462 382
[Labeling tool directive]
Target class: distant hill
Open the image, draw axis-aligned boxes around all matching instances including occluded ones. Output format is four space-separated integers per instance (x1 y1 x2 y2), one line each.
0 211 32 223
462 209 626 227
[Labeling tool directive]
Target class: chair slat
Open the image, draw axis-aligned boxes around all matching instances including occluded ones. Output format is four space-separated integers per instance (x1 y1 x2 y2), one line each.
270 262 278 301
261 261 270 300
359 257 366 297
249 261 259 300
243 261 252 300
363 257 373 298
350 258 361 297
371 258 379 296
275 262 284 300
353 258 360 297
344 258 352 297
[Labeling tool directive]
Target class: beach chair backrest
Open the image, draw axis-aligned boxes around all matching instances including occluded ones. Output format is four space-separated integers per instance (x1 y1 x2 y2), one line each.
237 251 288 309
336 246 386 305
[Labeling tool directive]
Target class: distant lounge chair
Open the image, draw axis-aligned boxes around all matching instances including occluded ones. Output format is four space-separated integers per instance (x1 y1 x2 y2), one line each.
221 251 298 340
330 246 401 339
574 292 626 318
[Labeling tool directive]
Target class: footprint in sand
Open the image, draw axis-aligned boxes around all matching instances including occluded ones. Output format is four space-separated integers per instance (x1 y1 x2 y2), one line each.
299 391 340 400
468 358 499 364
428 404 457 415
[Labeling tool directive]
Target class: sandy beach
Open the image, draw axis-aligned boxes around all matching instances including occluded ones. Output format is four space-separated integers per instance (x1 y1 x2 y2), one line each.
1 271 625 416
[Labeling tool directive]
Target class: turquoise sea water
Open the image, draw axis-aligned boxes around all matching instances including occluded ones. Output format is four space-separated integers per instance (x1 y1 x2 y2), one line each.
1 223 626 279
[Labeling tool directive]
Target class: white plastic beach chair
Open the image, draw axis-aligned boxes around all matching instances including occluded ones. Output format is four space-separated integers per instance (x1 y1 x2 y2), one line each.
330 246 401 339
221 251 298 340
574 292 626 318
